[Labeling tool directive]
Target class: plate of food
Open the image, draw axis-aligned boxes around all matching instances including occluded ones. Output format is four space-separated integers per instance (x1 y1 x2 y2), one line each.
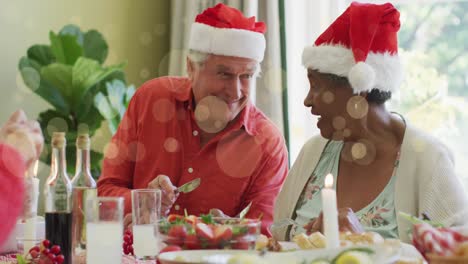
158 244 401 264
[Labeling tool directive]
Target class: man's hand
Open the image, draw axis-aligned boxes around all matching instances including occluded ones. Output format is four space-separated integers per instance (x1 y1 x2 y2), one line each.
303 208 364 234
147 174 179 216
0 110 44 168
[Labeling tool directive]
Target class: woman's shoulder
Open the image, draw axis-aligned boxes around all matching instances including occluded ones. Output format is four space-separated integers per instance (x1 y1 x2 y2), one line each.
402 124 453 161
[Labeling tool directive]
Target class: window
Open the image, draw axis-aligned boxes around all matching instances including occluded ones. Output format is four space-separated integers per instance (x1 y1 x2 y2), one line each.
285 0 468 187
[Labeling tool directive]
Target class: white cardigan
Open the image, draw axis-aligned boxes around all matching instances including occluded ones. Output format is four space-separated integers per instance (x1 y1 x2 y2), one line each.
273 124 468 242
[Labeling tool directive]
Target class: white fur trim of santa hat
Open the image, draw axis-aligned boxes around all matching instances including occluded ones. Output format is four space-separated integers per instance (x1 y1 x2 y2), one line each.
189 22 266 62
302 44 403 94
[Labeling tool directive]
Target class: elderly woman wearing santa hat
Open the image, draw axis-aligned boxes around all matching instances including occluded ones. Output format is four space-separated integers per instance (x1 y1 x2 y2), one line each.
274 2 468 243
0 110 43 246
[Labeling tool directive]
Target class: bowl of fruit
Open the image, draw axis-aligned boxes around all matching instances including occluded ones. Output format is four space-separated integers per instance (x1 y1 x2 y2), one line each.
158 214 261 250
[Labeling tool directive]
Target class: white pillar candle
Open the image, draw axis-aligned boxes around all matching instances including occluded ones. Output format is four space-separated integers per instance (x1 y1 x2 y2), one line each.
322 173 340 248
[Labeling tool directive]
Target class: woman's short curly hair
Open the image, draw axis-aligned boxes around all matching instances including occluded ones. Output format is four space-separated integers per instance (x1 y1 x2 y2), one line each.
315 71 392 104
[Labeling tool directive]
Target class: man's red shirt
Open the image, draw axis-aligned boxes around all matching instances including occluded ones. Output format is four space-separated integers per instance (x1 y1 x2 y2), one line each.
97 77 288 235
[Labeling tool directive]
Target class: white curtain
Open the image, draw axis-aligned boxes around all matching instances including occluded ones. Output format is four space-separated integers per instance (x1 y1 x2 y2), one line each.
167 0 286 133
285 0 347 161
168 0 257 76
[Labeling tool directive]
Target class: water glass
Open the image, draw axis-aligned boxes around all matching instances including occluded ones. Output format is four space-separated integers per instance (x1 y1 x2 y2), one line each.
131 189 161 260
86 197 123 264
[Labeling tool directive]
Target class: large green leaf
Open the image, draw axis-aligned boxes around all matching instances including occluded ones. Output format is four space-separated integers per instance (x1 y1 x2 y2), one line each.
94 92 117 119
59 24 84 46
94 80 135 134
76 105 104 134
49 31 83 65
19 57 70 114
71 57 126 111
106 80 126 118
83 30 108 64
74 69 124 121
27 45 55 67
41 63 73 103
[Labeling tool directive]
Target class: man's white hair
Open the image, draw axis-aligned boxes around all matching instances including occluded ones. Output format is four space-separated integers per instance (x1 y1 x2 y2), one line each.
187 49 262 75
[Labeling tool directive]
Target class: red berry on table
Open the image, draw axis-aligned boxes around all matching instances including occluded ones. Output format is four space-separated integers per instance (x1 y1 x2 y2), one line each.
29 246 40 253
56 254 65 264
123 243 130 255
42 248 50 255
50 245 61 255
124 234 132 243
30 250 39 258
42 240 51 248
47 252 56 261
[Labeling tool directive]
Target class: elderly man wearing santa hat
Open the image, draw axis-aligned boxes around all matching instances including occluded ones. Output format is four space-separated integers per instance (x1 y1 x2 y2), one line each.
274 1 468 243
98 3 288 235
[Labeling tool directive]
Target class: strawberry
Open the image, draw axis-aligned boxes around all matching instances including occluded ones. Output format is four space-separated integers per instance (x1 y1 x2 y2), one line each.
159 245 182 253
185 234 201 250
231 240 250 250
167 225 187 246
214 225 233 243
167 214 184 223
195 223 214 240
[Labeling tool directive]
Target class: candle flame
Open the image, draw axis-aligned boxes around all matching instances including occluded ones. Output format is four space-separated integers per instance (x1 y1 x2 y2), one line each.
325 173 333 188
33 160 39 176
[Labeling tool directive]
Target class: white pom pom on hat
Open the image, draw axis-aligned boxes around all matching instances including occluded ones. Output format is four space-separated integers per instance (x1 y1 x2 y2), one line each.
348 62 376 94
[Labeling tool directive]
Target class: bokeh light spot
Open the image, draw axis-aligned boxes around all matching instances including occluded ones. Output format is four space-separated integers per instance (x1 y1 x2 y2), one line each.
152 99 176 123
216 131 262 178
77 123 89 134
194 96 229 133
346 95 369 119
140 68 150 79
164 137 180 153
343 128 352 138
351 142 367 160
46 118 68 136
127 141 146 162
322 91 335 104
140 32 153 46
332 116 346 130
194 105 210 122
104 142 119 159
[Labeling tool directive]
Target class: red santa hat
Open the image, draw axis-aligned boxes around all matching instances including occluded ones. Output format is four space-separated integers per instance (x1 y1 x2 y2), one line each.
302 2 403 94
189 3 266 62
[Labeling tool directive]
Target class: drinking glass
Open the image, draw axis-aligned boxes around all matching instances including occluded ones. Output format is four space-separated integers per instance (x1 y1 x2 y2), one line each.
86 197 123 264
131 189 161 260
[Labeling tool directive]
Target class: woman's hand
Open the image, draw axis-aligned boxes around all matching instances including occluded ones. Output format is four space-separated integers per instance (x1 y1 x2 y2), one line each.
303 208 364 234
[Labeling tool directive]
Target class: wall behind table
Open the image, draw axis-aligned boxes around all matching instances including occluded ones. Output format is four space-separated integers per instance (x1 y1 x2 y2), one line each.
0 0 171 214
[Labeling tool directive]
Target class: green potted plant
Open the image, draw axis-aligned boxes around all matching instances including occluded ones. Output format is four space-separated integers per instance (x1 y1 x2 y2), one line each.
18 24 135 178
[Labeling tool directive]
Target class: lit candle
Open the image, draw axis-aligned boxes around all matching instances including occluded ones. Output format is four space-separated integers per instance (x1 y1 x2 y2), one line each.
322 173 340 248
24 161 40 250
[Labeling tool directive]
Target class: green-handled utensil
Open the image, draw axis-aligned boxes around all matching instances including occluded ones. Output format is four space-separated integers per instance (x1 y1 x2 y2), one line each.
176 178 201 194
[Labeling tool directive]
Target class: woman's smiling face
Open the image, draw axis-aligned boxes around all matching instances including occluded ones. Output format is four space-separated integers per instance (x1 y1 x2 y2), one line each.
303 70 368 140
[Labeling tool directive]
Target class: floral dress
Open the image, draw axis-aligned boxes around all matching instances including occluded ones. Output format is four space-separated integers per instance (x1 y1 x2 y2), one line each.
290 140 400 239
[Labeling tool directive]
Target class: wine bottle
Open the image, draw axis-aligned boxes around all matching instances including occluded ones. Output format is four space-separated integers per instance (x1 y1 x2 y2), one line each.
71 134 97 263
44 132 72 264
